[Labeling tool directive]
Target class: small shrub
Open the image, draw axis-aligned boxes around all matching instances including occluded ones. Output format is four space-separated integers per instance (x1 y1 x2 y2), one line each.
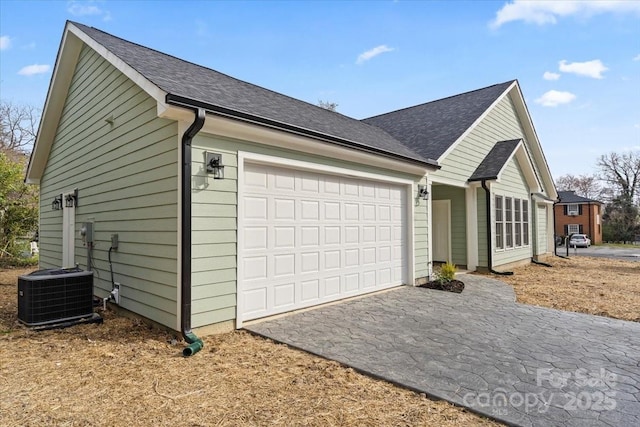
435 262 456 284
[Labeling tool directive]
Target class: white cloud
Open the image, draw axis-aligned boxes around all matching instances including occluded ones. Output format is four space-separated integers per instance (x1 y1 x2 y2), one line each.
535 90 576 107
18 64 51 76
67 1 111 21
543 71 560 81
490 0 640 29
634 54 640 61
356 45 394 65
559 59 608 79
0 35 11 50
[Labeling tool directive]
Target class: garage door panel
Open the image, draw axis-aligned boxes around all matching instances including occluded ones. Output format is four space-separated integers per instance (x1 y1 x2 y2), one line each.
240 162 408 322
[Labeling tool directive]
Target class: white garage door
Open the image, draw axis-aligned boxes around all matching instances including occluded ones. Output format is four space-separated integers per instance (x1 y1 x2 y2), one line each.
239 161 408 323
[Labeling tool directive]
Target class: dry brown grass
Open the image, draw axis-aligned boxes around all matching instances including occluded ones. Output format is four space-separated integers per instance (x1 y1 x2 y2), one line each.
0 267 498 427
497 256 640 322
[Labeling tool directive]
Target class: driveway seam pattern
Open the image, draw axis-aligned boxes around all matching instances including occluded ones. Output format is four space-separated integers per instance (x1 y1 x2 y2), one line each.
245 274 640 427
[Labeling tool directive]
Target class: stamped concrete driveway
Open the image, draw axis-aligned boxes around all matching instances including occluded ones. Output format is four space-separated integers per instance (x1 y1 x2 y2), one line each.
245 275 640 427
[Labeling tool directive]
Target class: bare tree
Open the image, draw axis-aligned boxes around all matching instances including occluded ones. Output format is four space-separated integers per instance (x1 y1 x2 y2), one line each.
597 151 640 202
555 174 604 200
0 100 39 154
317 100 338 112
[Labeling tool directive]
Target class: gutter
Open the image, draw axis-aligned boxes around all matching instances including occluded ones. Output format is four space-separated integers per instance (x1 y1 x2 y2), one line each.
176 104 206 357
165 94 440 170
481 180 513 276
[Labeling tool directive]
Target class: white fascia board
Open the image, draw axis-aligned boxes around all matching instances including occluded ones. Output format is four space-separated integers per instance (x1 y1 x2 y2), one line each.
67 23 166 104
491 140 541 193
164 106 434 177
436 81 516 164
26 22 167 184
509 83 557 200
26 27 82 184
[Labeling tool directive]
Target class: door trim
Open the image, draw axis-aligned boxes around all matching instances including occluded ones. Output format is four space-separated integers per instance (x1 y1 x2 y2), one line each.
236 151 415 328
432 199 451 264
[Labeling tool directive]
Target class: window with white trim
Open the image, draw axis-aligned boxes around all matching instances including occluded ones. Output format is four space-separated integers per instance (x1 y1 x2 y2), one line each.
567 204 579 215
522 200 529 246
495 195 530 250
495 196 504 250
515 199 522 247
505 197 513 248
568 224 580 235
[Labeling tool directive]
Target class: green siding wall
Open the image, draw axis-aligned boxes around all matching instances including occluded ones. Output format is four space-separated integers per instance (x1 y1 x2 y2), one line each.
39 45 179 329
431 185 467 266
432 93 542 268
190 133 426 328
415 177 429 280
434 95 526 183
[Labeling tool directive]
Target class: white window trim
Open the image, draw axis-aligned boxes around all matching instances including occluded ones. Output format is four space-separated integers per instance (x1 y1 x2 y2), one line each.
495 195 531 252
495 195 505 252
568 224 580 235
567 204 579 216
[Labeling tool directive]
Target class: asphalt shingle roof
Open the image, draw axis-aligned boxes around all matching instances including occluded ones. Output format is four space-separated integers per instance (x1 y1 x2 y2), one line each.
72 22 433 165
468 139 521 182
557 191 602 204
362 81 514 160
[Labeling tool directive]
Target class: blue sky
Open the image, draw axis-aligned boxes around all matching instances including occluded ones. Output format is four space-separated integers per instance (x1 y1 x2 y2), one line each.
1 0 639 178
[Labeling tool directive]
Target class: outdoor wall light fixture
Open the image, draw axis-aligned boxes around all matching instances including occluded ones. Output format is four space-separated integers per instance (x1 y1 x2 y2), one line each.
417 185 429 200
65 188 78 208
52 194 63 211
205 152 225 179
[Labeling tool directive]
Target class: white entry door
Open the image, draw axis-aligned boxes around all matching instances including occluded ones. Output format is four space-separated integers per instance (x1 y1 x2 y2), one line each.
432 200 451 263
62 193 75 267
238 161 408 323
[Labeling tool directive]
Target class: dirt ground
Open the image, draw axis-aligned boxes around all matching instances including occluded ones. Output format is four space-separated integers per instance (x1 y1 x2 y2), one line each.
496 256 640 322
0 267 496 427
2 256 637 426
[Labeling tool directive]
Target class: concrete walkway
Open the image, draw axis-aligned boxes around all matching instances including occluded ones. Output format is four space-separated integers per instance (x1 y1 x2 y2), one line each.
245 275 640 427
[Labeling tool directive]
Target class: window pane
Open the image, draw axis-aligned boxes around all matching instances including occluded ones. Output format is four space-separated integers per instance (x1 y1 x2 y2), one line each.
505 197 512 221
506 223 513 248
523 200 529 221
515 223 522 246
515 199 521 222
523 223 529 245
495 196 503 221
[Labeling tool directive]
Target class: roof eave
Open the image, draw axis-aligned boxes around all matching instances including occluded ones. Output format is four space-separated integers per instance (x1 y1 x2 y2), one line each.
165 93 440 170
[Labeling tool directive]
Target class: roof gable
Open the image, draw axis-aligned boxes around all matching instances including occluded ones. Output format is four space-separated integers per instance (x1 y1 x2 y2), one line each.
469 139 521 181
469 139 541 192
71 23 429 164
362 81 514 160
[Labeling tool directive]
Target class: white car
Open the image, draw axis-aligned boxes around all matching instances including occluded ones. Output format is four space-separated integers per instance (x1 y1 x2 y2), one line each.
569 234 591 248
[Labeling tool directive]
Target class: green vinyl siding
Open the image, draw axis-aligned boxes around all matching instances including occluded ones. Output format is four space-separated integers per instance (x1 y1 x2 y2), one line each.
434 94 527 183
431 185 467 266
190 133 427 328
414 177 429 280
38 45 179 329
433 93 543 268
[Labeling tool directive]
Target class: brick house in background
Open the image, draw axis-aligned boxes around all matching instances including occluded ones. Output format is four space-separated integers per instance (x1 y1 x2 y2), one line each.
554 191 603 244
